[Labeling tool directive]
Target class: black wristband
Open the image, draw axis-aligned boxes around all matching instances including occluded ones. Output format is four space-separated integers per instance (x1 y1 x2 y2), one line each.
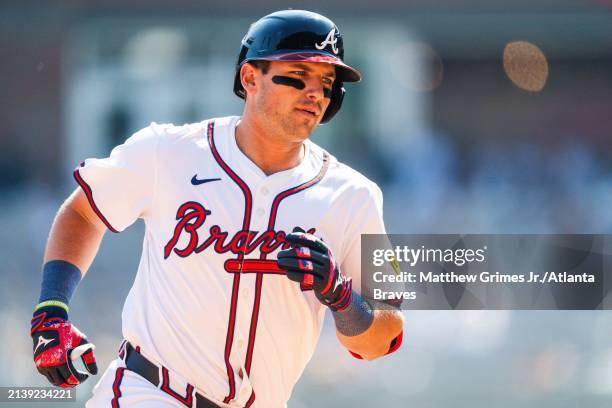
33 305 68 320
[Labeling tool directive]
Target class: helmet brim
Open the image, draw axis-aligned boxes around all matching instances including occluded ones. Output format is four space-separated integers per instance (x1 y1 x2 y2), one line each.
252 52 362 83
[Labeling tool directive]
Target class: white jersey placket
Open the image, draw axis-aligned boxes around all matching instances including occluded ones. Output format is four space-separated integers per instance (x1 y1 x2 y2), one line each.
208 119 329 407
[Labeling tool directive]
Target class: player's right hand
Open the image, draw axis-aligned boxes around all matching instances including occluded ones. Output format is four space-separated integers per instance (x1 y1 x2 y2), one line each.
30 312 98 388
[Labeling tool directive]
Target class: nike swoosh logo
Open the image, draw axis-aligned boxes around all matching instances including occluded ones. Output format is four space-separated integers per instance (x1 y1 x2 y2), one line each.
34 336 54 353
191 175 221 186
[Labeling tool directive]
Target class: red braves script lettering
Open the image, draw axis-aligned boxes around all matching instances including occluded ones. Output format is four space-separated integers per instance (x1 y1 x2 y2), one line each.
164 201 315 259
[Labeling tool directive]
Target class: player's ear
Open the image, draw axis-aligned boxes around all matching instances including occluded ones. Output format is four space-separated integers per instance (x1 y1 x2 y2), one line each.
240 63 258 97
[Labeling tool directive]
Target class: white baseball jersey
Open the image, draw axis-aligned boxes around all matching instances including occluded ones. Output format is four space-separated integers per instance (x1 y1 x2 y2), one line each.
76 115 386 407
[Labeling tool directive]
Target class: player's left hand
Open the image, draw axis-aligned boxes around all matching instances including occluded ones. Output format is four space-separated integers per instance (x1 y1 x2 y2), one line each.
278 231 352 311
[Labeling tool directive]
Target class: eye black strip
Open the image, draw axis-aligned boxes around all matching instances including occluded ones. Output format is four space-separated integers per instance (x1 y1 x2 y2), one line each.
272 76 305 89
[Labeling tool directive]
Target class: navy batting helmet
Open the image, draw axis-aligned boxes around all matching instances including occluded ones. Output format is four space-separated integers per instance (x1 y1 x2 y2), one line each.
233 10 362 123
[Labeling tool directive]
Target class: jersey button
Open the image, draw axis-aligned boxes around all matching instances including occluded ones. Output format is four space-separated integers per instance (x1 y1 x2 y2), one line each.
239 368 244 379
237 339 245 350
256 208 265 217
261 187 269 195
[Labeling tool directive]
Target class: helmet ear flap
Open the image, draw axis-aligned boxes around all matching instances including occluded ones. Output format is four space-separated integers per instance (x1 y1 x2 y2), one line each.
234 71 246 99
321 82 345 124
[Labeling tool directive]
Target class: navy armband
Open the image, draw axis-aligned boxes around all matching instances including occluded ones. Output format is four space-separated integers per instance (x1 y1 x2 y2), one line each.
331 291 374 336
34 260 82 319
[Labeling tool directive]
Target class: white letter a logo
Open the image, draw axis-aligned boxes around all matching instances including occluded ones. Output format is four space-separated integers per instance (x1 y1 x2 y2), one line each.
315 28 339 55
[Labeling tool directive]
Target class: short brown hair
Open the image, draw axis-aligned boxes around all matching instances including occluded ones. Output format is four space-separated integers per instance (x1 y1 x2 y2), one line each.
247 60 270 74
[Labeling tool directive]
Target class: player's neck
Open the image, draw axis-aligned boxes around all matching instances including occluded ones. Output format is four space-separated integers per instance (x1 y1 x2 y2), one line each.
235 118 305 176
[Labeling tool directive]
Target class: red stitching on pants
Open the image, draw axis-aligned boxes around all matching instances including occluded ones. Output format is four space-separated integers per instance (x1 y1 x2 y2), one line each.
160 366 195 407
111 367 125 408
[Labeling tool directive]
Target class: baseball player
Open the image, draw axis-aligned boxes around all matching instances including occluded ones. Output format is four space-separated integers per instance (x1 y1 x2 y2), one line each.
31 10 404 407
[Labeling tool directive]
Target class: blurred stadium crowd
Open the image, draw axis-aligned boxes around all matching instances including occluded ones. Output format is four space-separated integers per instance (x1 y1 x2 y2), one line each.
1 1 612 407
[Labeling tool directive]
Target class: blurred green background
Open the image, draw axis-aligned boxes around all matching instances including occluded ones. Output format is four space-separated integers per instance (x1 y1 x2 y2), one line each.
1 1 612 407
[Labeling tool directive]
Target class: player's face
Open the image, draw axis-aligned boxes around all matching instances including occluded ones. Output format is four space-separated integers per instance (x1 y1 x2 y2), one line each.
253 61 336 140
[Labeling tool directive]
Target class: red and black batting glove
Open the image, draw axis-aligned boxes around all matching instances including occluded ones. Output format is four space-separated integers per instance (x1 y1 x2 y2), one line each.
30 312 98 388
277 231 353 311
